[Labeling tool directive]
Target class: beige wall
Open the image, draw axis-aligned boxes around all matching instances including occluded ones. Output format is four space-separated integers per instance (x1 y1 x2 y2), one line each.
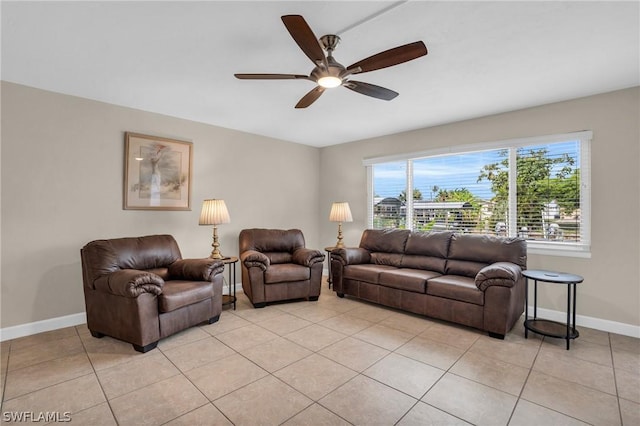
320 87 640 328
1 82 321 328
2 82 639 332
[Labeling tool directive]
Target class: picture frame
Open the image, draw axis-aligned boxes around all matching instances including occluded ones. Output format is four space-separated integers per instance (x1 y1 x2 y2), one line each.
124 132 193 210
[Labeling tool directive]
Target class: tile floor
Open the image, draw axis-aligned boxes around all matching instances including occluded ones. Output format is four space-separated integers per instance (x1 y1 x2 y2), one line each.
1 283 639 425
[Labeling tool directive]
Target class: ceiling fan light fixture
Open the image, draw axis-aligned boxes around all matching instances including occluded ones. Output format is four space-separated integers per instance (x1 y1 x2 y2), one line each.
317 75 342 88
236 15 428 107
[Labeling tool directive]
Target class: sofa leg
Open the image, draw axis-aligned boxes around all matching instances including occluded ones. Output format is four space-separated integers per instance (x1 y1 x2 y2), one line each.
309 296 319 302
208 315 220 324
337 292 345 298
252 302 267 309
132 341 158 353
90 331 105 339
488 332 505 340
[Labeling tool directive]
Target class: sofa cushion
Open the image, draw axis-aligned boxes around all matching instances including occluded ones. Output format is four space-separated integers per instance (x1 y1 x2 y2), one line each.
360 229 410 253
391 231 449 273
159 280 213 313
371 252 404 267
405 231 453 258
426 275 484 305
400 255 447 274
379 269 440 293
447 234 527 268
265 263 310 283
445 259 489 278
344 264 397 284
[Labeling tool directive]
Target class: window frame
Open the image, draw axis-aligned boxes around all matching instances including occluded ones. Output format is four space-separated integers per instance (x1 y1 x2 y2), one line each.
364 131 592 258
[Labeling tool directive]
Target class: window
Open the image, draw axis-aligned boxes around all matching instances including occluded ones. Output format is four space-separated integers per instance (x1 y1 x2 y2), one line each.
365 131 591 256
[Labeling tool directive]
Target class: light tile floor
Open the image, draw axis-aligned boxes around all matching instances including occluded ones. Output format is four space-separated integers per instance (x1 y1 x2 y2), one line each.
1 284 639 425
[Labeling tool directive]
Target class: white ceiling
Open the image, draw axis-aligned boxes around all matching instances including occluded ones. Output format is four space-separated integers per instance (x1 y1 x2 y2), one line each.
2 1 638 147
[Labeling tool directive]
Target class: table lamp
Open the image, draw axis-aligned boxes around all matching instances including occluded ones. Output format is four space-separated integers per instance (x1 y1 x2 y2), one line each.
199 199 231 259
329 201 353 248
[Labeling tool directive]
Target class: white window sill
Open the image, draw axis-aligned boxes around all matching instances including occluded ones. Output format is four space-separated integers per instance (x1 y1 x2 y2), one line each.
526 242 591 258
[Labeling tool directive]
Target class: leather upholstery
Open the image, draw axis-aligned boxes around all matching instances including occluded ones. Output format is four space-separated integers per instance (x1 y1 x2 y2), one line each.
81 234 224 352
239 229 324 307
331 229 527 337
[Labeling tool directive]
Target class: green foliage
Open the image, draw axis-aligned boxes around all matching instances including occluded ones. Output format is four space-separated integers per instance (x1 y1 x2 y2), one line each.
477 148 579 233
398 189 423 203
434 187 482 231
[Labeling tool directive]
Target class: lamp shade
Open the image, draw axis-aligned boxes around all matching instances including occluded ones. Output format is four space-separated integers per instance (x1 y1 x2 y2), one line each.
329 202 353 223
199 199 231 225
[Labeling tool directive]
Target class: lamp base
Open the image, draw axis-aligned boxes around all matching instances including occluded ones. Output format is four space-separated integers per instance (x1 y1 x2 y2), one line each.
335 222 345 248
210 225 224 259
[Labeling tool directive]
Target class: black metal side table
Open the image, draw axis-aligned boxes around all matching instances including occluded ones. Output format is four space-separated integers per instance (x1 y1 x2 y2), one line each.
325 246 336 289
523 269 583 349
221 256 238 310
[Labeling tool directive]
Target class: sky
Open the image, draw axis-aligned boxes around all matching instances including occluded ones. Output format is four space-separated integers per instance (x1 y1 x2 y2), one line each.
373 141 580 201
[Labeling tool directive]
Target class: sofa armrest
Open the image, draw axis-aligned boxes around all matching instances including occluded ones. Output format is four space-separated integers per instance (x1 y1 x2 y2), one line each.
476 262 523 291
292 248 325 267
169 258 224 281
332 247 371 266
241 250 270 271
94 269 164 298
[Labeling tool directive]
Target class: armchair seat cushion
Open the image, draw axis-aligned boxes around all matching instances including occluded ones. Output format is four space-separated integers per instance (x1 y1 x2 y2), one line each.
158 280 214 313
265 264 310 284
426 275 484 305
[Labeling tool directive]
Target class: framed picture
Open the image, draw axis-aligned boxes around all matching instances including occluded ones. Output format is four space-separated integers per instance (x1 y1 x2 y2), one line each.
124 132 193 210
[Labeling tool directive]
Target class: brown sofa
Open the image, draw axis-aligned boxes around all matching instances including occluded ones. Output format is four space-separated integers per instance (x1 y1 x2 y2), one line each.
331 229 527 338
239 228 325 308
81 234 224 352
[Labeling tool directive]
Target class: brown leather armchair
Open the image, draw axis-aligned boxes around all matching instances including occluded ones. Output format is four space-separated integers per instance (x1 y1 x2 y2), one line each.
81 234 224 352
239 229 325 308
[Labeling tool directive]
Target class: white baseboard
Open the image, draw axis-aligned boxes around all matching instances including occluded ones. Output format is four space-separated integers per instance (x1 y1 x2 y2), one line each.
527 306 639 338
0 312 87 342
1 299 637 342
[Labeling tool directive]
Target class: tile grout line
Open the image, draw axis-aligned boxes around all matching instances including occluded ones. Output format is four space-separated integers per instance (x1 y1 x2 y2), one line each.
74 324 120 425
609 332 625 426
156 338 232 426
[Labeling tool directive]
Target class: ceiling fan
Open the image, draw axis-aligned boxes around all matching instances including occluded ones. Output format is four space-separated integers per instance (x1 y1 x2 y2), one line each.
234 15 428 108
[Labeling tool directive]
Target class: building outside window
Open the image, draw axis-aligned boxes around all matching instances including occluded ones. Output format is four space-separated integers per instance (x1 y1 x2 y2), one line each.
365 131 591 256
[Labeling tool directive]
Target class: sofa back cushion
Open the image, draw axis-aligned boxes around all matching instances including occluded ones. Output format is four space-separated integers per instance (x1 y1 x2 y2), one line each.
370 252 404 267
239 229 305 264
400 230 453 273
360 229 410 253
81 234 182 287
445 234 526 277
360 229 410 267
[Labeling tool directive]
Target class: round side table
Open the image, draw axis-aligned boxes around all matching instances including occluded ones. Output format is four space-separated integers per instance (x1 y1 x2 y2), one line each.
221 256 238 310
325 246 336 289
523 269 583 349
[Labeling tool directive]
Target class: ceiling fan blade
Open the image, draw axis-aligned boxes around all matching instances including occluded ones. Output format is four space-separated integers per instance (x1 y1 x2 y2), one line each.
343 81 399 101
281 15 327 67
346 41 427 74
295 86 325 108
234 73 310 80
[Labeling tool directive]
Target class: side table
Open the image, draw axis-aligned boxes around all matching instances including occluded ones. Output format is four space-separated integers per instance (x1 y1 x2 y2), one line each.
523 269 583 349
325 246 336 289
221 256 238 310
